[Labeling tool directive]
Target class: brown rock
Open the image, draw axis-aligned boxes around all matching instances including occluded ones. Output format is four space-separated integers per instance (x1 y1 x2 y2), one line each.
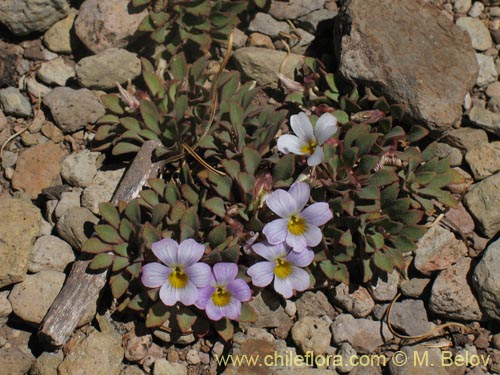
334 0 478 132
12 142 66 199
466 142 500 180
445 202 475 234
0 346 34 375
248 33 275 50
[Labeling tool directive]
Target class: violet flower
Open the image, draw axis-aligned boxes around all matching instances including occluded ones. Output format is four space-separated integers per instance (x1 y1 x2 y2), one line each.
277 112 338 166
141 238 211 306
247 241 314 298
196 263 252 321
263 182 332 252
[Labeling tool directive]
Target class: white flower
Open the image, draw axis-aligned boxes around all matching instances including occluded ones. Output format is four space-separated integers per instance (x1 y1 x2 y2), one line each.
277 112 338 166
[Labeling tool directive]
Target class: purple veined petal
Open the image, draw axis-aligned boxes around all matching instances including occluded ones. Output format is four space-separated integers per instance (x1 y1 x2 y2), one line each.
205 299 225 321
277 134 309 155
252 241 288 260
286 248 314 267
159 282 180 306
273 275 294 298
315 112 338 145
303 225 323 248
266 190 297 217
219 298 242 320
301 202 333 226
152 238 178 266
307 146 324 166
212 263 238 286
195 285 215 310
177 239 205 267
288 182 310 212
263 218 289 245
227 278 252 302
247 261 275 287
177 281 198 306
290 112 314 142
286 232 308 252
185 262 212 287
141 262 170 288
288 267 311 293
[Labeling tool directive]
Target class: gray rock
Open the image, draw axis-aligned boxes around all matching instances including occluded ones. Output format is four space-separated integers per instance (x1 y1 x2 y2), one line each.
60 150 98 187
433 142 463 166
331 314 393 353
466 142 500 180
414 225 468 275
0 87 32 117
429 257 485 321
291 316 331 356
43 11 77 54
37 57 75 86
0 198 41 288
330 283 374 318
444 202 475 235
469 106 500 136
154 359 187 375
232 28 248 49
0 346 34 375
291 28 315 55
368 270 399 302
232 47 304 88
0 0 70 35
375 299 433 336
400 277 431 298
389 345 449 375
76 48 141 90
239 291 289 329
8 270 66 325
269 0 326 20
473 238 500 320
336 343 356 373
296 290 336 319
75 0 148 54
248 12 290 38
464 173 500 238
43 87 105 133
475 53 498 87
456 17 493 51
30 350 64 375
121 366 146 375
454 0 472 13
82 167 126 214
334 0 478 132
29 235 75 273
0 291 12 325
445 127 489 152
56 207 99 249
54 190 82 220
297 9 338 34
26 77 52 99
468 2 485 17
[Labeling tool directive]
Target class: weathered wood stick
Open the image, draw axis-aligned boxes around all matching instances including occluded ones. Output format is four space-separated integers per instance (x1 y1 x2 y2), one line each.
39 140 163 348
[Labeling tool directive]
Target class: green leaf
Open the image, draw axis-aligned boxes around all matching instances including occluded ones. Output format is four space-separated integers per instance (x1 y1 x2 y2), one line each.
110 273 129 299
214 318 234 342
272 154 295 184
165 182 180 205
221 72 239 102
149 178 166 196
132 0 151 7
146 301 171 328
125 199 142 224
140 189 160 207
143 70 161 96
243 147 261 175
82 238 112 254
176 307 197 333
373 252 394 273
221 159 241 180
407 125 429 143
230 101 244 127
333 110 349 124
112 256 129 272
114 243 129 257
96 224 122 244
112 142 141 155
368 169 399 187
151 203 169 227
119 219 135 241
142 222 162 248
389 235 416 253
207 223 227 247
320 260 349 284
356 185 380 200
170 201 187 224
237 172 255 194
140 100 161 134
101 94 124 114
208 172 232 200
171 53 187 80
203 197 226 218
89 253 114 270
128 292 149 311
238 303 257 323
120 117 141 132
181 184 199 205
99 202 120 228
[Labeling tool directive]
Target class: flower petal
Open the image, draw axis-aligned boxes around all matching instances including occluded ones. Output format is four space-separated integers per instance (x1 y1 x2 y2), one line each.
212 263 238 286
315 112 338 145
288 182 310 212
152 238 178 266
141 262 170 288
185 262 212 287
277 134 308 155
263 218 289 245
205 300 224 321
286 248 314 267
266 190 296 217
273 276 294 298
288 267 311 293
219 299 242 320
195 286 215 310
301 202 333 226
159 283 179 306
227 279 252 302
178 281 198 306
247 261 275 287
252 241 288 260
303 225 323 247
177 239 205 267
290 112 314 142
307 146 324 166
286 232 308 252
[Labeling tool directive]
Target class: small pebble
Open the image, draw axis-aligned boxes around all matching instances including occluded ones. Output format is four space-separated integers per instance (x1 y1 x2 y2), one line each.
284 300 297 317
454 0 472 14
186 349 200 365
199 352 210 365
492 333 500 350
468 1 484 17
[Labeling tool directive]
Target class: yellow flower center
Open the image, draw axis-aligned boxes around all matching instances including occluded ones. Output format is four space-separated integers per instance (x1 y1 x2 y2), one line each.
300 140 317 155
211 287 232 307
274 258 293 279
288 215 307 235
169 267 189 289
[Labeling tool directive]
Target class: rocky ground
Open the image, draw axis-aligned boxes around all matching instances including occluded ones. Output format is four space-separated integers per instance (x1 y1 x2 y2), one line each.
1 0 500 374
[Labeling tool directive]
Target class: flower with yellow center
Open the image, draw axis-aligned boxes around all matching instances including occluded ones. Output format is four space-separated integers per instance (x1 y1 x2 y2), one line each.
196 263 252 321
263 182 333 252
277 112 338 166
248 241 314 298
141 238 211 306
